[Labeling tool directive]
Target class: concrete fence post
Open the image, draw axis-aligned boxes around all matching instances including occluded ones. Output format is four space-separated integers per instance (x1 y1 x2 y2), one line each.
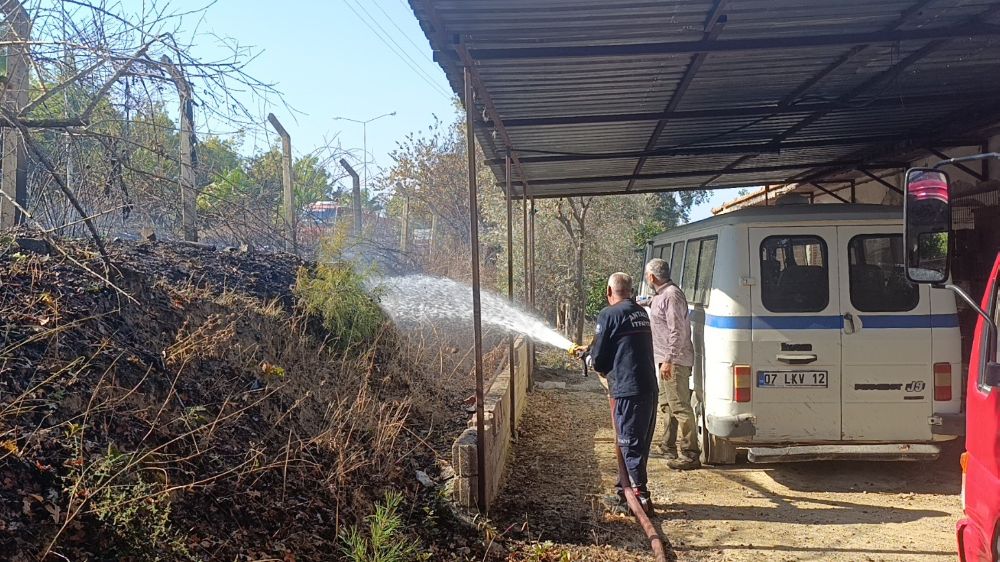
161 55 198 242
400 190 409 252
339 159 361 237
0 0 30 229
267 113 296 254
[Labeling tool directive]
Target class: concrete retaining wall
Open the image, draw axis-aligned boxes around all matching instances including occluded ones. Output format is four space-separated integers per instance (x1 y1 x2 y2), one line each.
451 337 530 511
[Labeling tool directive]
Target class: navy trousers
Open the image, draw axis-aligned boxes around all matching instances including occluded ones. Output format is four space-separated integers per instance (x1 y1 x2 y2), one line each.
612 394 657 493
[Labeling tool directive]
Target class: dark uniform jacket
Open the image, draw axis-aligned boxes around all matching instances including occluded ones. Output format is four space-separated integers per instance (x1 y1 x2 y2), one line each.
590 299 657 398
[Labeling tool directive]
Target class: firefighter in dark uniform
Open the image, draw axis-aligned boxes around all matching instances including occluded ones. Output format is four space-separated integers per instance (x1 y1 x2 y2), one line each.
583 272 658 515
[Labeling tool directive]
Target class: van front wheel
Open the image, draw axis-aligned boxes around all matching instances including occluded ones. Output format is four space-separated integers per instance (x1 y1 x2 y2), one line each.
696 406 737 465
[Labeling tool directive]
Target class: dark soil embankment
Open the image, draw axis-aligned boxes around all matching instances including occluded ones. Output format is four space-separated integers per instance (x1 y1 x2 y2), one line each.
0 231 488 561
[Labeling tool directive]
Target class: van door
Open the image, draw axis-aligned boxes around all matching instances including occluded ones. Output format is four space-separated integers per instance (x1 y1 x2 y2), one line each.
749 228 842 442
836 227 932 441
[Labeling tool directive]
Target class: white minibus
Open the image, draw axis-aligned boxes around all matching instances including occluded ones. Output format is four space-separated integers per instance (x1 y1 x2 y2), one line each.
640 204 963 464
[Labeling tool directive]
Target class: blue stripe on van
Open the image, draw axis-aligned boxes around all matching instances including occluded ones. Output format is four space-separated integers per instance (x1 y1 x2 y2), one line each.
859 313 959 329
754 315 844 330
703 313 959 330
702 314 752 330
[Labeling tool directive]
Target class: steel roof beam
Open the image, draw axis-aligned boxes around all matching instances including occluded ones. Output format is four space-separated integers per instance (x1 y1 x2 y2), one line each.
488 93 991 128
703 0 730 31
779 0 936 106
771 41 948 145
810 182 851 203
770 4 1000 148
858 169 903 194
465 24 1000 60
792 101 1000 184
802 182 856 200
626 1 729 191
519 178 880 200
927 147 987 181
700 155 753 188
511 160 903 188
485 135 925 166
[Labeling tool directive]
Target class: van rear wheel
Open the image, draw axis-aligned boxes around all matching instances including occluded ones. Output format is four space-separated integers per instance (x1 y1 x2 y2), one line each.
695 401 737 465
702 429 737 466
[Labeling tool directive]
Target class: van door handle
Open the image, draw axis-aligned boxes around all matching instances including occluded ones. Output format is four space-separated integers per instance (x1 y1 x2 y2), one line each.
776 353 818 365
843 312 856 334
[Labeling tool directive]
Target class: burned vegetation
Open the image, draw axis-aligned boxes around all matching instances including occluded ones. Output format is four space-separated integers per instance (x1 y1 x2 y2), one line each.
0 232 486 561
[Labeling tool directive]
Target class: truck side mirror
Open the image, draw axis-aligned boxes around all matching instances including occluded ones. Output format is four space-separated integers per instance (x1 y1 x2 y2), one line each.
985 362 1000 388
903 168 952 284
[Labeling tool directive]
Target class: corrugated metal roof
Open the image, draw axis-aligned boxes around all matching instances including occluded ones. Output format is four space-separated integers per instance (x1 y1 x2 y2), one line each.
410 0 1000 198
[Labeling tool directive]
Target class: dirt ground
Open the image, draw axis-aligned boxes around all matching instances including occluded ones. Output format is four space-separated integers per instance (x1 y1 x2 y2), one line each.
493 367 963 562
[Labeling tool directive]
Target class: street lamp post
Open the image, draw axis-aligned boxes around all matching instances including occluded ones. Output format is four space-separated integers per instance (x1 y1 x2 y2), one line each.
333 111 396 193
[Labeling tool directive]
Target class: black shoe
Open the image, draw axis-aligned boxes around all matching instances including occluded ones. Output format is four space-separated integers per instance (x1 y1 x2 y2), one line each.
637 491 655 517
605 490 655 517
666 455 702 470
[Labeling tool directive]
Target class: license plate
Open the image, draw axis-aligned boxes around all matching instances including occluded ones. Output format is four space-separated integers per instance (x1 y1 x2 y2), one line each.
757 371 828 388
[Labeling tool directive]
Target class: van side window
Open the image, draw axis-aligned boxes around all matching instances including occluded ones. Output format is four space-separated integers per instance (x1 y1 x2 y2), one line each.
670 242 686 285
695 237 717 305
760 236 829 312
655 243 671 260
680 236 718 306
682 241 699 299
848 235 918 312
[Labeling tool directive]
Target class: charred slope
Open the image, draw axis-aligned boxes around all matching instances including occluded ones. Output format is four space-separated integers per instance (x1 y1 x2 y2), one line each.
0 232 480 561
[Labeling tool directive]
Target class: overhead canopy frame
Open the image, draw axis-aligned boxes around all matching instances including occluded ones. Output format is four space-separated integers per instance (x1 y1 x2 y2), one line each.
410 0 1000 199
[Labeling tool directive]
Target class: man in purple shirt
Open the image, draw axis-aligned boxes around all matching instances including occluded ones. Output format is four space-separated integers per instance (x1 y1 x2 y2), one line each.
644 258 701 470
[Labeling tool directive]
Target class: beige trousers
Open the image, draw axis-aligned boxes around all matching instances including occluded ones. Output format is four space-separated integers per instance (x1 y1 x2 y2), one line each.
657 364 699 457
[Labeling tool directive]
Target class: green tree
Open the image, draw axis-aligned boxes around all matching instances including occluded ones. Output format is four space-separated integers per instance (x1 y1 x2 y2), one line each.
292 154 334 209
198 167 253 213
196 136 243 188
247 148 334 209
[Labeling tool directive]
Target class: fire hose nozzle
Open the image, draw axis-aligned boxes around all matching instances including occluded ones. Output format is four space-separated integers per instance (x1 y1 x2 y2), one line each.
568 344 589 377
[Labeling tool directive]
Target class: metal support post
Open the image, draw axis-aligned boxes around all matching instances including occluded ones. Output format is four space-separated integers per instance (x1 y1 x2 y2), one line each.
339 159 362 237
268 113 296 253
529 195 536 310
0 0 29 229
522 187 529 306
505 152 515 437
528 191 537 388
850 180 857 203
521 184 530 390
465 67 488 513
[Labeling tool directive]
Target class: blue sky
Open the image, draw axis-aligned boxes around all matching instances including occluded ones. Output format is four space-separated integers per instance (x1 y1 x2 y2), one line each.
170 0 736 221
